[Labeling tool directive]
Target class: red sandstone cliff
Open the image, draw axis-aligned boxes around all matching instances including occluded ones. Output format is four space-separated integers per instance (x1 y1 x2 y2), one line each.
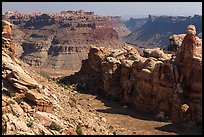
3 11 125 70
60 25 202 126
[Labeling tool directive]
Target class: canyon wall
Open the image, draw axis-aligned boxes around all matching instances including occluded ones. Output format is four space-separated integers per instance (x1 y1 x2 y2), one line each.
60 25 202 125
3 11 125 70
2 20 114 135
125 15 202 49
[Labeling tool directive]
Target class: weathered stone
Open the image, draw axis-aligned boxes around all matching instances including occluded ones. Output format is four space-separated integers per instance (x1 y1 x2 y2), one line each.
2 20 115 135
13 82 29 91
32 122 53 135
181 104 189 112
106 57 121 64
34 111 64 128
2 51 39 89
9 104 24 117
3 11 125 70
20 102 32 113
2 113 29 134
2 100 7 107
69 24 202 126
24 89 54 112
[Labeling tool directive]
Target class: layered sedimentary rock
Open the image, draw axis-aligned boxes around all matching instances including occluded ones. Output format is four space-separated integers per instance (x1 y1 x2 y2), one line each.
110 16 131 38
2 20 114 135
124 17 148 32
61 25 202 126
3 10 125 70
2 20 54 134
125 15 202 49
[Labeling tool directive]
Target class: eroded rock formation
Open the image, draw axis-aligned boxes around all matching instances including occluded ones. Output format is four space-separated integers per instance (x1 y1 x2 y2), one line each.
168 26 202 52
125 15 202 49
61 25 202 126
2 20 115 135
3 11 125 70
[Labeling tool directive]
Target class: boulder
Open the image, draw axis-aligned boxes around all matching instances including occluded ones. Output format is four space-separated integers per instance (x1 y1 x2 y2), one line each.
2 113 30 135
25 89 53 112
34 111 64 128
9 104 24 117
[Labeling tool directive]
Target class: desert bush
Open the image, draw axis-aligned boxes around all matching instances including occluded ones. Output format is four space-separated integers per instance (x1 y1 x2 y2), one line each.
26 121 33 127
76 125 83 135
47 122 61 131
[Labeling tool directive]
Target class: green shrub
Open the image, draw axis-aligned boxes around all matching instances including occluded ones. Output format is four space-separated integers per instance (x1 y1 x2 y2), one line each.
37 70 51 79
26 121 33 127
108 125 114 130
113 131 117 135
2 109 7 115
76 125 83 135
10 92 15 97
47 122 61 131
15 98 23 104
7 100 15 105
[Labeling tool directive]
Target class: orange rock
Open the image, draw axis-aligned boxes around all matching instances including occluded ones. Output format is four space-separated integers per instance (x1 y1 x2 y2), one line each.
2 101 7 107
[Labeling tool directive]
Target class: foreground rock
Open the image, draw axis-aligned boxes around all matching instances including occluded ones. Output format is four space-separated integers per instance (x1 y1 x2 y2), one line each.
60 25 202 127
2 20 114 135
168 25 202 52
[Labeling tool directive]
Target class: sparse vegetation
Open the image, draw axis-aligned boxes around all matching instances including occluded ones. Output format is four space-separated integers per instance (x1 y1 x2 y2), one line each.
15 98 23 104
113 130 117 135
2 109 7 115
108 125 114 130
47 122 61 131
31 105 35 109
42 85 45 89
10 92 15 98
58 83 78 90
39 130 45 135
26 121 33 127
108 125 117 135
76 125 84 135
37 70 51 79
7 100 16 105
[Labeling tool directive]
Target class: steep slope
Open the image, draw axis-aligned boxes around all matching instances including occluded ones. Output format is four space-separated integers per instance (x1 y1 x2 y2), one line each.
2 20 116 135
110 16 131 38
125 15 202 49
3 10 125 70
124 17 148 32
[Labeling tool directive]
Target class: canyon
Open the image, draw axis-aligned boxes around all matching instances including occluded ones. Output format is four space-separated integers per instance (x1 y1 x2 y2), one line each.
125 15 202 49
2 10 202 135
60 24 202 128
3 10 127 70
3 11 202 71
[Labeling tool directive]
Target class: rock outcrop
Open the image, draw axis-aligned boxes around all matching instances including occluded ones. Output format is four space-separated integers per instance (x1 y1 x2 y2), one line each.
168 26 202 52
3 10 125 70
2 20 115 135
2 20 58 134
60 25 202 126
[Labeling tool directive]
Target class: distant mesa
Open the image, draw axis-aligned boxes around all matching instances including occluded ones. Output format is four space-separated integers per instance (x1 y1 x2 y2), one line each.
2 10 127 70
124 14 202 49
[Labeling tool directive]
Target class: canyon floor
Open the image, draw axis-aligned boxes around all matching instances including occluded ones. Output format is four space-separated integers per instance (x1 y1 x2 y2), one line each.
33 68 202 135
